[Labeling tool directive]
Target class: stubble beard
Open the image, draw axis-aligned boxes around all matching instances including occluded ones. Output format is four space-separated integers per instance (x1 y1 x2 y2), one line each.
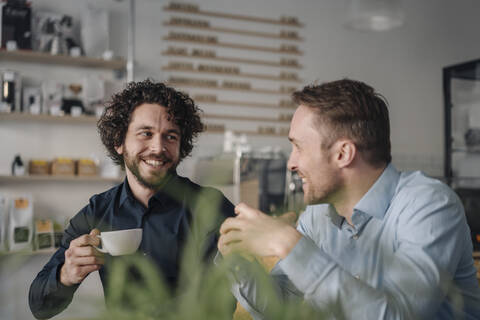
303 175 342 206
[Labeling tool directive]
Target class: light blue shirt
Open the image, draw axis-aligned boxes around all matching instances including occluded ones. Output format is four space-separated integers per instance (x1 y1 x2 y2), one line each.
232 164 480 319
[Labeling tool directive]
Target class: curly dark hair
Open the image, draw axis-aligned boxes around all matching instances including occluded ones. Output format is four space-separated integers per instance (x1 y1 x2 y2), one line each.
97 79 204 167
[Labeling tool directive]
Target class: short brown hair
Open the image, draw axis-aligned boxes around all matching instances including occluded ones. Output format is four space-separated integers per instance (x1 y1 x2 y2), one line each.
292 79 391 166
97 79 204 167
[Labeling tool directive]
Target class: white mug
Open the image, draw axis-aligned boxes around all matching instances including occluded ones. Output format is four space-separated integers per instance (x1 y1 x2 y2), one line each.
94 228 142 256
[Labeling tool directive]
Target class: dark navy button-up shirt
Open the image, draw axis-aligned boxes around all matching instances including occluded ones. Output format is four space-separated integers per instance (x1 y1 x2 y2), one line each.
29 174 235 319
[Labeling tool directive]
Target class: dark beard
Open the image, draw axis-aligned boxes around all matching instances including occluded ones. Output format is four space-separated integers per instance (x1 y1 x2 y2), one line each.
129 163 176 191
124 151 178 191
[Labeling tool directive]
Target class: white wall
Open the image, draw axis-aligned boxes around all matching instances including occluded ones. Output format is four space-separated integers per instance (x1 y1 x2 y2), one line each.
133 0 480 177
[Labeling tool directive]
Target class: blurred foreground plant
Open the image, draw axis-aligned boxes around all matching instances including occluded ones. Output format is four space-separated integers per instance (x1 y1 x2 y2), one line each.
96 187 338 320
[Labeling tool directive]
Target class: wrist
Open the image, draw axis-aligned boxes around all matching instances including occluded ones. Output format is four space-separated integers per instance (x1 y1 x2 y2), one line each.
59 264 73 287
275 227 302 259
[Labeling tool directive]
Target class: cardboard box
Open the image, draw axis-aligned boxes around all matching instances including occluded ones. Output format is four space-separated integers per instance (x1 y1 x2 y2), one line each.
28 160 49 175
34 219 54 250
50 158 75 176
76 158 97 176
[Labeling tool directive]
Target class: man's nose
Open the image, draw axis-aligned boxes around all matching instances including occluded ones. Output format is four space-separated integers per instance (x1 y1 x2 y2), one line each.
149 136 165 153
287 153 297 172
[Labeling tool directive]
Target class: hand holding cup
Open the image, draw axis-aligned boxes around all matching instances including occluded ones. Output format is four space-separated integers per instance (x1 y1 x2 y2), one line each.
60 229 105 286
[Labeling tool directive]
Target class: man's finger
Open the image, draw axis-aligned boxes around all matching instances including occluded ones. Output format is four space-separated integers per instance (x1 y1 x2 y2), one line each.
69 234 96 248
234 202 252 215
70 255 105 267
89 229 101 246
219 230 242 246
69 245 103 258
235 203 266 218
220 217 244 235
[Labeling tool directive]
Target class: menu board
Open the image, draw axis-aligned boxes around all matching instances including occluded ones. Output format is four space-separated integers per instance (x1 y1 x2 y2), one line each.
161 2 305 136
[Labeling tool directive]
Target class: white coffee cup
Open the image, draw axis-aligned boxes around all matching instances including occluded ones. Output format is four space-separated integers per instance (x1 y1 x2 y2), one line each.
95 228 142 256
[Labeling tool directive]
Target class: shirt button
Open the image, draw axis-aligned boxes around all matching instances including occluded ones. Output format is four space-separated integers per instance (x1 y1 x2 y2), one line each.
354 274 360 279
352 235 359 240
143 253 147 256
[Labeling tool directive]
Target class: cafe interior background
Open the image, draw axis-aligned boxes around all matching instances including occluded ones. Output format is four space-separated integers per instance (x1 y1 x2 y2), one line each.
1 0 480 319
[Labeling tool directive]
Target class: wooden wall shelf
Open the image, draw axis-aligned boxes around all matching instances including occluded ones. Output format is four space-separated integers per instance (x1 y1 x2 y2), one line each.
163 36 303 55
167 82 295 95
163 22 303 41
204 113 291 123
0 174 122 183
204 127 288 137
0 112 98 124
162 51 302 69
163 6 304 27
196 99 296 110
0 50 126 70
0 112 98 123
162 66 301 83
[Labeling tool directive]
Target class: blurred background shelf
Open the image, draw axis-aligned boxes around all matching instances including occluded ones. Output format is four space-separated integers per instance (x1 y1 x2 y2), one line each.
166 83 295 95
163 37 303 55
163 6 304 27
0 112 98 124
161 66 302 82
162 51 303 69
0 49 126 70
163 21 303 41
195 99 296 110
0 174 122 183
204 113 291 123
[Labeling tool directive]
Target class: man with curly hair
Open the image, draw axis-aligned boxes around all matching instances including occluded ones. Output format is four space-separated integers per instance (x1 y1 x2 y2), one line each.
29 80 235 319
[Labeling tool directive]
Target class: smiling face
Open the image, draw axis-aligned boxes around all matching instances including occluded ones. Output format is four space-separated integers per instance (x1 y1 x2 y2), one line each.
287 104 343 205
115 103 181 191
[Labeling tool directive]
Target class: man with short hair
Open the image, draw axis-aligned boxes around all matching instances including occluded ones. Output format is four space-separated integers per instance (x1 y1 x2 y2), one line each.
219 79 480 319
29 80 235 319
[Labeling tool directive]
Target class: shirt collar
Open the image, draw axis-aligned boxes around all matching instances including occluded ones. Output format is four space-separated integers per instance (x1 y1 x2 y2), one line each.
353 163 400 220
119 177 134 207
119 173 181 208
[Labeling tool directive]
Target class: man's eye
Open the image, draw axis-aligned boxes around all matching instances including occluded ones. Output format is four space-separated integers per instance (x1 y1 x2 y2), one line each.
140 132 152 137
167 135 178 141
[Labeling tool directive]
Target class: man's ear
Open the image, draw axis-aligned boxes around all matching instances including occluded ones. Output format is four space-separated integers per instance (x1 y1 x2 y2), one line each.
332 139 356 168
115 144 124 155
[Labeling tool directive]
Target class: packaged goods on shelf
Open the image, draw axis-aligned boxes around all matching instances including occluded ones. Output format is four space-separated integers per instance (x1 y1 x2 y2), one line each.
8 195 33 252
34 219 54 251
0 194 7 252
11 154 25 176
22 87 42 115
28 159 49 175
41 81 63 116
0 1 32 50
0 70 21 113
76 158 97 176
50 157 75 175
53 221 64 248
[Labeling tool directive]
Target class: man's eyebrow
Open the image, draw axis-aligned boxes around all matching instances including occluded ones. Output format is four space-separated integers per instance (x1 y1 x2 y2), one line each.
134 125 153 131
165 128 181 135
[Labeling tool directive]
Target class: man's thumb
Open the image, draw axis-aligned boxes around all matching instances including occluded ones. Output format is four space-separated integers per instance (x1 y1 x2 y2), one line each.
90 228 100 236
